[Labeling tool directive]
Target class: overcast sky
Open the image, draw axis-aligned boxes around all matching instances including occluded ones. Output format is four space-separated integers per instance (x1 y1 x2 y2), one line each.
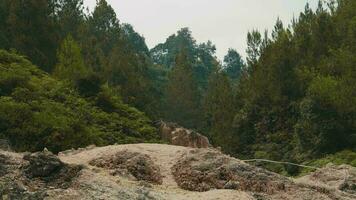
83 0 319 60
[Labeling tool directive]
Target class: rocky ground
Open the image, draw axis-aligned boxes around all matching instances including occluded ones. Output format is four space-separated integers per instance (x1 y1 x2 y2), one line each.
1 144 355 200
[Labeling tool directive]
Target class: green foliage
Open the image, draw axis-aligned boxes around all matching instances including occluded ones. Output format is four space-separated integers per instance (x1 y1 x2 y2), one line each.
0 0 166 130
223 49 245 80
0 0 354 177
86 0 120 59
106 38 153 110
203 70 235 151
246 30 262 66
75 73 103 97
150 28 218 91
151 28 220 129
0 0 59 72
300 150 356 175
0 0 162 120
306 150 356 168
151 28 197 68
57 0 85 38
0 50 158 153
78 0 158 117
229 0 356 175
122 24 150 55
54 35 88 82
164 49 201 128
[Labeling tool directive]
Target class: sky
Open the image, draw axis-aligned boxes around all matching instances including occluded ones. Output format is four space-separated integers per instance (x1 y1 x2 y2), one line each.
83 0 319 60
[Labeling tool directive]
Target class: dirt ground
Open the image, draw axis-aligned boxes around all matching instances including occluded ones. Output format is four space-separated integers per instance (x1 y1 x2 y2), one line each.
1 144 355 200
59 144 255 200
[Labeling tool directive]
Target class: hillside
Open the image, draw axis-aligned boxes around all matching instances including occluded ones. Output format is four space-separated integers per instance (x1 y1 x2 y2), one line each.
1 144 355 200
0 50 158 153
0 0 354 184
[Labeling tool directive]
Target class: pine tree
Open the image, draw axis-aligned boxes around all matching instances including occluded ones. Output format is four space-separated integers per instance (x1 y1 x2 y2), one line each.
165 48 200 128
246 30 262 67
57 0 85 39
54 35 88 82
223 48 245 81
106 39 151 108
80 0 121 73
88 0 120 56
204 69 235 151
3 0 59 72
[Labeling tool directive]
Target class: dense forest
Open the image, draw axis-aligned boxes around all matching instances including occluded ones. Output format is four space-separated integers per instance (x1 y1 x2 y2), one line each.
0 0 355 175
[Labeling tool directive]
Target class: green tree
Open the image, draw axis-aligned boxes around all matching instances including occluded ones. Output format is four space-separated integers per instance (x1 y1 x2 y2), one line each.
57 0 85 39
54 35 88 82
204 70 235 151
2 0 59 72
246 30 262 67
88 0 120 56
0 50 158 153
150 28 197 68
122 24 150 55
81 0 121 72
195 41 217 90
150 28 218 111
230 0 356 170
107 39 151 108
165 48 200 128
223 48 245 80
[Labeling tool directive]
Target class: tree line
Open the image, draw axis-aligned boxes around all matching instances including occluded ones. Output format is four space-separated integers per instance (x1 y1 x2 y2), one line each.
151 0 355 174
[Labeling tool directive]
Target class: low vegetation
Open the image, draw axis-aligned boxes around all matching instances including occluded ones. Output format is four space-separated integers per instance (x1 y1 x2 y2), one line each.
0 50 158 153
300 150 356 175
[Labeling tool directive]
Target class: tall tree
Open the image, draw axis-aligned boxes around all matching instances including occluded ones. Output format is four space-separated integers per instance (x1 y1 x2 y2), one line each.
204 70 235 151
82 0 121 72
246 30 262 67
195 41 217 90
165 48 200 128
54 35 88 82
88 0 120 56
121 23 150 55
150 28 218 96
106 38 152 109
57 0 85 39
150 28 197 68
223 48 245 80
2 0 59 72
229 0 356 168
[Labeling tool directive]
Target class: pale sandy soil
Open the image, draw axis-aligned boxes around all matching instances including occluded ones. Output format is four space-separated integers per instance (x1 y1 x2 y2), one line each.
52 143 356 200
59 144 255 200
3 143 354 199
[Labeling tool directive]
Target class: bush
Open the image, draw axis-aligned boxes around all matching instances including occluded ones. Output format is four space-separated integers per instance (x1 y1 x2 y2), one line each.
75 73 102 97
306 150 356 167
300 150 356 175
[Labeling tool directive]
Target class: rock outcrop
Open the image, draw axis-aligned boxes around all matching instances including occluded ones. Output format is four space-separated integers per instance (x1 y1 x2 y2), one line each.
0 150 82 199
1 144 355 200
157 121 210 148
